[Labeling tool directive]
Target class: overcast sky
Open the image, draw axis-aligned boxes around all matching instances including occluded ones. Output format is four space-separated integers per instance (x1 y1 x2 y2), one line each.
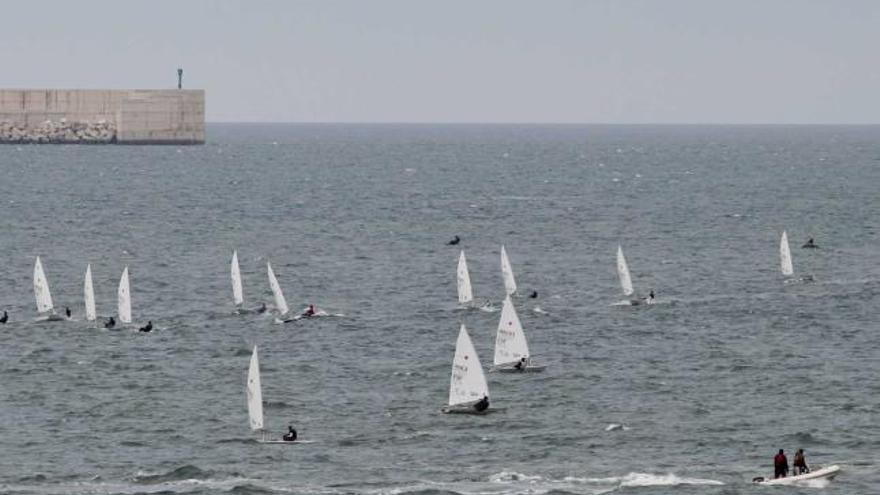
2 0 878 123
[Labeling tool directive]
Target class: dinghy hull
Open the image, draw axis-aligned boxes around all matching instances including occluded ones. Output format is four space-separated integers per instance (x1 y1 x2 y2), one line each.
753 465 840 485
492 364 546 373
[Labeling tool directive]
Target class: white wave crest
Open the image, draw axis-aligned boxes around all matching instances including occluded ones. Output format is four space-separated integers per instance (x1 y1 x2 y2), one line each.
489 471 544 483
618 472 724 487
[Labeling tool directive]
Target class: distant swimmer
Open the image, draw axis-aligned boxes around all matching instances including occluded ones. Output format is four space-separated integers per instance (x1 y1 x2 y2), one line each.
529 290 538 299
0 310 7 324
793 448 809 475
646 290 655 304
302 304 316 318
802 238 818 249
514 356 527 371
104 316 116 329
138 321 153 333
473 394 489 412
282 425 298 442
256 302 267 314
447 235 460 246
774 449 789 479
65 307 71 319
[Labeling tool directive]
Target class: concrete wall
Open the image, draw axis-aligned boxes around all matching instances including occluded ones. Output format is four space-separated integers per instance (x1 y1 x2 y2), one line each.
0 89 204 144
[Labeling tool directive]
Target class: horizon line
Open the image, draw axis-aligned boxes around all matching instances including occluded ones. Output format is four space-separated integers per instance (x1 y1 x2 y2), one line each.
205 121 880 126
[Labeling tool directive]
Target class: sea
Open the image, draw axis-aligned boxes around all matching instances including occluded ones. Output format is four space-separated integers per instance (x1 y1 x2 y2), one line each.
0 124 878 495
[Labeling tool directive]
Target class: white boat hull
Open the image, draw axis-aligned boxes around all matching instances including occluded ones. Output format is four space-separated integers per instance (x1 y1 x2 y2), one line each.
491 364 546 373
754 465 840 485
441 405 492 415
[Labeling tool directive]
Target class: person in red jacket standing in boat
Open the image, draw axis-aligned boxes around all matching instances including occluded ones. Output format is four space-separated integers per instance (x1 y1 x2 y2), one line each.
774 449 789 478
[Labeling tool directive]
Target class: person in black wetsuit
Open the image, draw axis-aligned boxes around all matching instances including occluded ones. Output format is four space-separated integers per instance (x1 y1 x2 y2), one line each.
802 238 818 249
138 321 153 332
514 357 527 371
104 316 116 329
646 290 655 303
473 395 489 412
256 302 267 313
282 425 297 442
302 304 316 318
447 235 460 245
529 290 538 299
0 310 7 324
65 307 71 319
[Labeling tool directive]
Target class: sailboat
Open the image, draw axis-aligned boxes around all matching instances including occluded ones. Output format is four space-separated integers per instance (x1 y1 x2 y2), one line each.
442 324 491 414
500 245 517 296
616 246 653 305
779 231 812 283
492 296 545 372
457 250 474 305
117 266 132 326
267 262 291 321
34 256 65 321
246 345 312 444
231 251 266 314
84 264 97 322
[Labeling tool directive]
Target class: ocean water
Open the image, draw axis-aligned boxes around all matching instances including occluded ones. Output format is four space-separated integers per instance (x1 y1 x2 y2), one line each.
0 124 878 495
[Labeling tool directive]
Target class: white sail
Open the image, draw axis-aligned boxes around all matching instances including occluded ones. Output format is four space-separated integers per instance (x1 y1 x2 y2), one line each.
231 250 244 306
247 345 264 431
457 250 474 304
494 296 530 366
267 262 289 316
500 245 517 296
84 264 96 321
448 324 489 407
780 231 794 276
33 256 54 314
617 245 634 296
118 266 132 324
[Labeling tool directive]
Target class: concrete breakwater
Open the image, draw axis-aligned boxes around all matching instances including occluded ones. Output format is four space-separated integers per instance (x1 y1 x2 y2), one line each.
0 89 204 144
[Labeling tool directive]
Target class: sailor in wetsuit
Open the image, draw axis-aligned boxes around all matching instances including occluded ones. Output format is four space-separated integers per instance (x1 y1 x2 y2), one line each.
473 395 489 412
529 290 538 299
514 357 528 371
0 310 7 324
802 238 818 249
774 449 789 479
256 302 267 313
447 235 460 246
282 425 297 442
138 321 153 333
65 307 72 319
302 304 316 318
104 316 116 329
646 290 655 304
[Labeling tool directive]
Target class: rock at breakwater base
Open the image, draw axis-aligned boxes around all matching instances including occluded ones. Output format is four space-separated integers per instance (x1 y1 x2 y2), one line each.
0 119 117 144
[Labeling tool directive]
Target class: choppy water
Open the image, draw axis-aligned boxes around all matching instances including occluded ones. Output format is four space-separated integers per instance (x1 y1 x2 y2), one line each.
1 124 878 495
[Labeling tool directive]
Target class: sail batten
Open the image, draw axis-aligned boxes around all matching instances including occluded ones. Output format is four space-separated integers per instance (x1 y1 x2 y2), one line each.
457 251 474 304
84 264 96 321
